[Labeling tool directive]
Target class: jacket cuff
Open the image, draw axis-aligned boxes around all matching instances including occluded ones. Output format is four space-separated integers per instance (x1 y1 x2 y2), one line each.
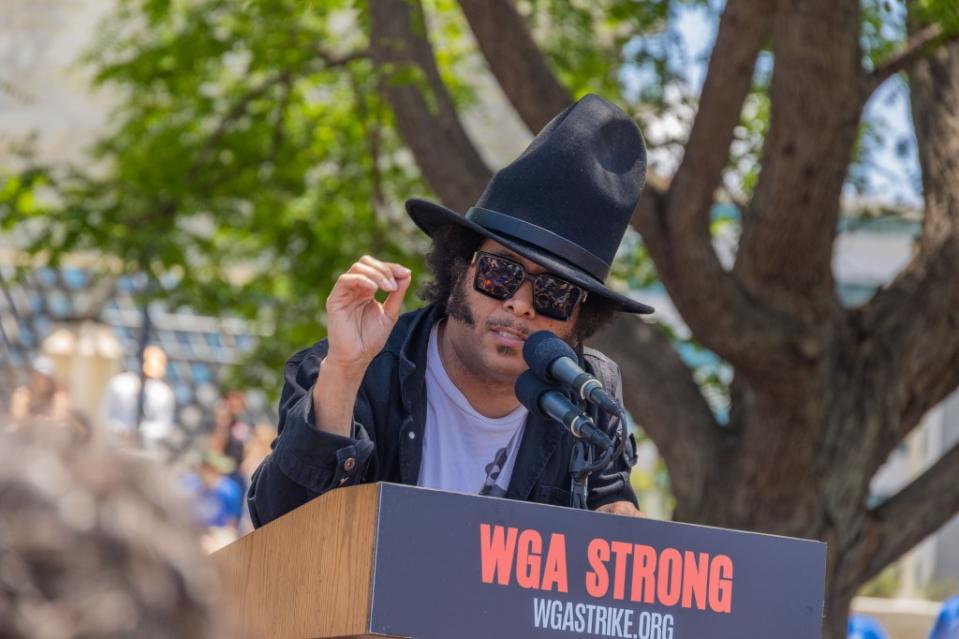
273 387 375 493
587 469 639 511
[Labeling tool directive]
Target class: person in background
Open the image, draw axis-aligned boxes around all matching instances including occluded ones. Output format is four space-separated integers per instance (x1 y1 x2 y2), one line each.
225 389 253 435
238 424 277 533
210 390 251 483
8 356 89 442
209 390 253 520
847 615 888 639
929 596 959 639
241 424 278 482
100 345 176 454
182 450 244 552
0 424 233 639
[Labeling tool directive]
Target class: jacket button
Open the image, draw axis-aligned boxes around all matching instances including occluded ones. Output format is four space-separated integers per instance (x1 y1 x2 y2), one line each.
343 457 356 472
408 431 416 440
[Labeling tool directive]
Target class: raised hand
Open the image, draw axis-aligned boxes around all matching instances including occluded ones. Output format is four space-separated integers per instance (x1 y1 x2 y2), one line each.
324 255 412 371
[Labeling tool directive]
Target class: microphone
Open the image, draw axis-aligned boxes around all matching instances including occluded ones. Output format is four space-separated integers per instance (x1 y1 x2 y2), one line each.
523 331 623 417
515 371 613 450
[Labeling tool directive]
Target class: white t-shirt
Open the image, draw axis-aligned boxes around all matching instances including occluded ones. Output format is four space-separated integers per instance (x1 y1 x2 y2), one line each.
417 324 527 496
101 372 176 449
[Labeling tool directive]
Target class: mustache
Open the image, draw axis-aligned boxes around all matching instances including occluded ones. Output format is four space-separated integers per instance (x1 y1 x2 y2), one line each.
485 318 531 337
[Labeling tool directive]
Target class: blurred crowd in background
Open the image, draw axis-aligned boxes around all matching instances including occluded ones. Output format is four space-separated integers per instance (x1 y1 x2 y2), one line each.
2 345 277 552
0 424 239 639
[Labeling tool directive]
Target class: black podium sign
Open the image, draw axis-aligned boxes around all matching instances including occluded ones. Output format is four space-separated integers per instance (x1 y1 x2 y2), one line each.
368 483 825 639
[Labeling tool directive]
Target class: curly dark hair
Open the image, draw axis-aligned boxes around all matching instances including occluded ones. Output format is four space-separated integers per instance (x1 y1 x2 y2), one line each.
419 224 617 345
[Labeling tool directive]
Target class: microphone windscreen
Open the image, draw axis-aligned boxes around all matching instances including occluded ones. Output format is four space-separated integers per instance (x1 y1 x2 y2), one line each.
515 370 553 418
523 331 577 380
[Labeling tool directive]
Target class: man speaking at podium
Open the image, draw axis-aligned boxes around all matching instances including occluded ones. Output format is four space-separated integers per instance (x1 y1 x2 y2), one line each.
249 94 656 528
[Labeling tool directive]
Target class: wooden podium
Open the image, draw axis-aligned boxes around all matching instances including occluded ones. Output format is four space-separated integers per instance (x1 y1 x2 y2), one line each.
215 483 383 638
215 482 827 639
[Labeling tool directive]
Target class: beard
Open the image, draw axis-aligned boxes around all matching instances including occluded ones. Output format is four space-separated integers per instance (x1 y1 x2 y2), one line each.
445 261 476 327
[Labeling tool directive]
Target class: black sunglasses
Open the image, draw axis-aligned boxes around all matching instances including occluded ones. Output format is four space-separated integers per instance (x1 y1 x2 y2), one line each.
471 251 587 321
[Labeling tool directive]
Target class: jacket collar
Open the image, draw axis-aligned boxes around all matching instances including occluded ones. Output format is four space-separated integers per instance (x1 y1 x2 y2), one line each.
396 304 442 418
389 304 438 484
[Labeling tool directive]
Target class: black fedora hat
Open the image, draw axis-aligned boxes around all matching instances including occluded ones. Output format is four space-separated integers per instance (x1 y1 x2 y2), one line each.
406 93 654 314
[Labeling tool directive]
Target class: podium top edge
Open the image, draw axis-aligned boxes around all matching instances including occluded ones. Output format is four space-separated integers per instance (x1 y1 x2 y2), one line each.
373 482 827 549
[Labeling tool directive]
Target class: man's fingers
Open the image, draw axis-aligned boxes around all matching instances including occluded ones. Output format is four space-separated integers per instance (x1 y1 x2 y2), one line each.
329 257 412 319
334 273 378 291
356 256 412 291
383 271 412 321
327 274 378 309
387 263 413 279
357 255 400 290
595 501 644 517
349 262 400 291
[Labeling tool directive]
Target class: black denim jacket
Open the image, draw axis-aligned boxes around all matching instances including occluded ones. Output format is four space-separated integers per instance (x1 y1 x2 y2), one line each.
248 304 637 527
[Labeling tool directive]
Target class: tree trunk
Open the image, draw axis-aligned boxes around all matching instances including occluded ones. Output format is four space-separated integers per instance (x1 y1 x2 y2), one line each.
457 0 572 131
369 0 491 211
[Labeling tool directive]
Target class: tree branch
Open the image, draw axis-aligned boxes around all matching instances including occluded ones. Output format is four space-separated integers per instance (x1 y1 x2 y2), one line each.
860 239 959 464
591 315 721 516
268 71 293 163
908 38 959 247
669 0 771 219
314 47 370 69
370 0 491 212
191 48 367 176
866 23 954 92
457 0 572 132
0 273 32 368
733 0 863 353
849 440 959 588
346 65 388 254
635 0 793 378
860 38 959 460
